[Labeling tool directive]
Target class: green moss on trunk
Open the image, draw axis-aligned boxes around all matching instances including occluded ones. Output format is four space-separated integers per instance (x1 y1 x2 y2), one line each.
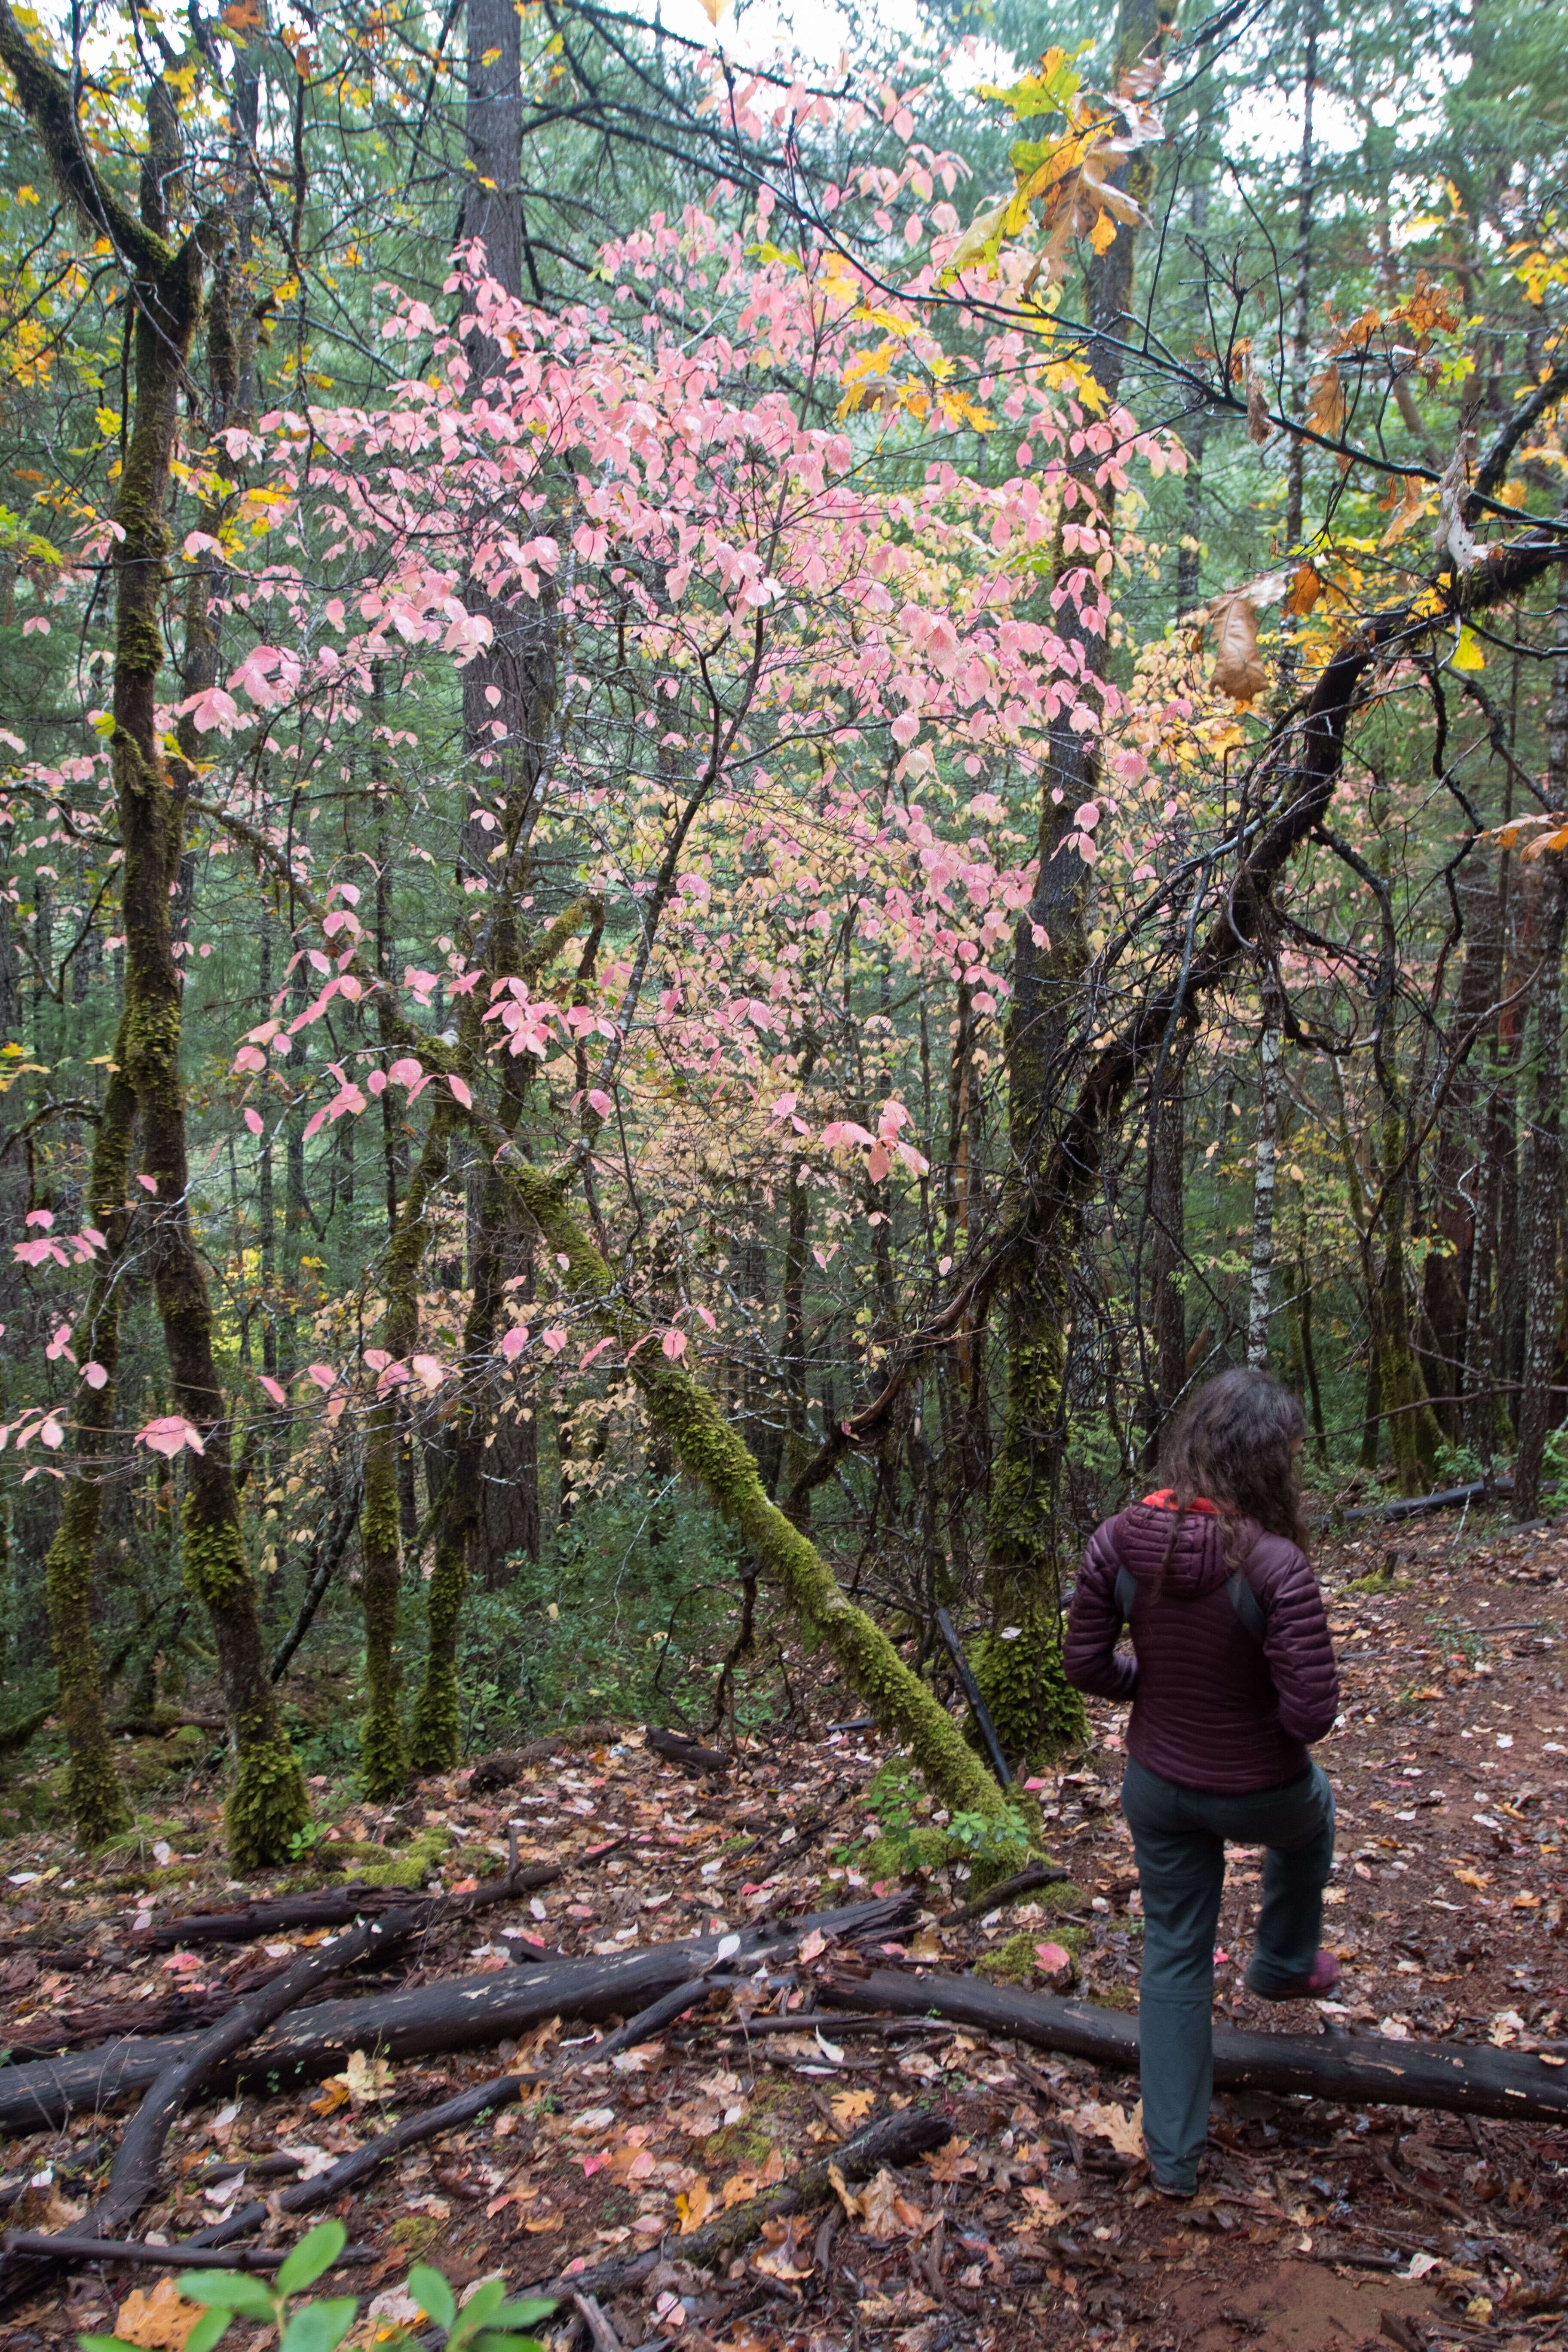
358 1430 404 1799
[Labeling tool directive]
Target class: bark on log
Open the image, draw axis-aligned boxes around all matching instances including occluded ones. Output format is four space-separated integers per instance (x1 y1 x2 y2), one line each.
645 1727 729 1776
0 1897 916 2132
822 1968 1568 2124
128 1864 562 1948
0 2232 374 2273
1343 1476 1514 1523
1 1972 401 2062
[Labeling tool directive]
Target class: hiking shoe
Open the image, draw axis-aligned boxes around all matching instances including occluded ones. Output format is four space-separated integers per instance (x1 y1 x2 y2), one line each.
1246 1948 1340 2001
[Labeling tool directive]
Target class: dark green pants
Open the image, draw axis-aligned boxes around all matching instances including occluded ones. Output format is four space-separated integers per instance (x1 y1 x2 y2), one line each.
1121 1754 1336 2191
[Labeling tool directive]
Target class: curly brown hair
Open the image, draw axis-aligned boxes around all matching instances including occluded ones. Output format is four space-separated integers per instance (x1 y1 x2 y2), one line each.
1158 1366 1310 1558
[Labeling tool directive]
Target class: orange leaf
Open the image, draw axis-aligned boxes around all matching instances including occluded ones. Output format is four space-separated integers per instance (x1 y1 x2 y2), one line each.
1284 563 1322 617
113 2282 207 2352
677 2176 714 2235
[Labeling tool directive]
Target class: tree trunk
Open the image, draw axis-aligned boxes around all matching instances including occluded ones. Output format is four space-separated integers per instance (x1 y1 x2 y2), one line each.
43 1028 136 1847
986 0 1169 1760
1513 585 1568 1516
1245 981 1283 1367
0 11 309 1867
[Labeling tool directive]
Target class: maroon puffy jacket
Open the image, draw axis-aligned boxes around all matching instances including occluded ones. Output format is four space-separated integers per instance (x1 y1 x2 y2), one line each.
1064 1499 1339 1793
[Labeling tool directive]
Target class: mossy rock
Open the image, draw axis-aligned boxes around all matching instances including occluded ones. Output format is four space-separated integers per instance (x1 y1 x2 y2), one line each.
976 1931 1041 1988
389 2217 447 2258
1036 1879 1091 1916
862 1826 949 1880
332 1824 450 1888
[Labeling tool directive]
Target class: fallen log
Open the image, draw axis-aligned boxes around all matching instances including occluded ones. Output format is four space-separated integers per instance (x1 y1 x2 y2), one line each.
1343 1476 1514 1524
821 1969 1568 2125
0 2232 376 2273
128 1863 563 1949
0 1917 390 2311
645 1726 729 1776
526 2108 953 2306
2 1970 408 2063
0 1896 917 2132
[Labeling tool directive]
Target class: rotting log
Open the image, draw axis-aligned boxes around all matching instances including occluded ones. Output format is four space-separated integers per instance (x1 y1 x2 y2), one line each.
0 1897 917 2133
822 1968 1568 2125
126 1863 564 1949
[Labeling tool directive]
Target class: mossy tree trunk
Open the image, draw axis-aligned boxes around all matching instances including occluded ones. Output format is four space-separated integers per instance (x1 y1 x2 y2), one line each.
358 1097 454 1796
984 0 1168 1760
0 5 308 1867
43 1023 136 1848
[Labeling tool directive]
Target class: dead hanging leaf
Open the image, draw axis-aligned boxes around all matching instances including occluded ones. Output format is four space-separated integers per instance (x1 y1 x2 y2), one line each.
1432 432 1482 571
1065 2099 1145 2162
1078 144 1152 231
1284 563 1323 618
1522 828 1568 860
1246 362 1271 447
1209 594 1268 704
112 2282 207 2352
1381 476 1429 547
696 0 729 23
1304 362 1347 444
677 2176 714 2235
948 196 1011 276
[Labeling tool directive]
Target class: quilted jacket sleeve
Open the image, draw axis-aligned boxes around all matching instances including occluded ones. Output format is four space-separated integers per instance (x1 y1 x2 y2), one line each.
1255 1542 1339 1743
1064 1521 1138 1703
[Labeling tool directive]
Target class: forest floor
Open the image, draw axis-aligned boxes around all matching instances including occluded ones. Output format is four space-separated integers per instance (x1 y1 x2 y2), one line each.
2 1504 1568 2352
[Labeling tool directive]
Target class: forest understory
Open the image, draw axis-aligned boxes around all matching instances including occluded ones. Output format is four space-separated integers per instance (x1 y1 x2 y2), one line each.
0 1502 1566 2352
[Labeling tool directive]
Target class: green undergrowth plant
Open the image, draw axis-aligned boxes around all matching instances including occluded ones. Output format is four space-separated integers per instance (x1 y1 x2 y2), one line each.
79 2222 553 2352
848 1759 1037 1887
460 1482 745 1748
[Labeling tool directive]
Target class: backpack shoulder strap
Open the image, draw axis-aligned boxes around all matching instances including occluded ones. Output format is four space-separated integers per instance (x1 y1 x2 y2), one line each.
1114 1565 1139 1624
1226 1568 1267 1643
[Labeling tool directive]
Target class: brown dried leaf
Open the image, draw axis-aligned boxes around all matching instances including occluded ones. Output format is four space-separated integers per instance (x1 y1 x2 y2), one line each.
113 2282 207 2352
1065 2099 1144 2161
1380 477 1428 547
753 2216 815 2279
1210 594 1267 704
1245 363 1271 447
1304 362 1346 443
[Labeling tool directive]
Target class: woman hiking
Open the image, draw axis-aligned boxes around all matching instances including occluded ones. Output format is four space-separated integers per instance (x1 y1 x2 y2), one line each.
1064 1367 1341 2198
